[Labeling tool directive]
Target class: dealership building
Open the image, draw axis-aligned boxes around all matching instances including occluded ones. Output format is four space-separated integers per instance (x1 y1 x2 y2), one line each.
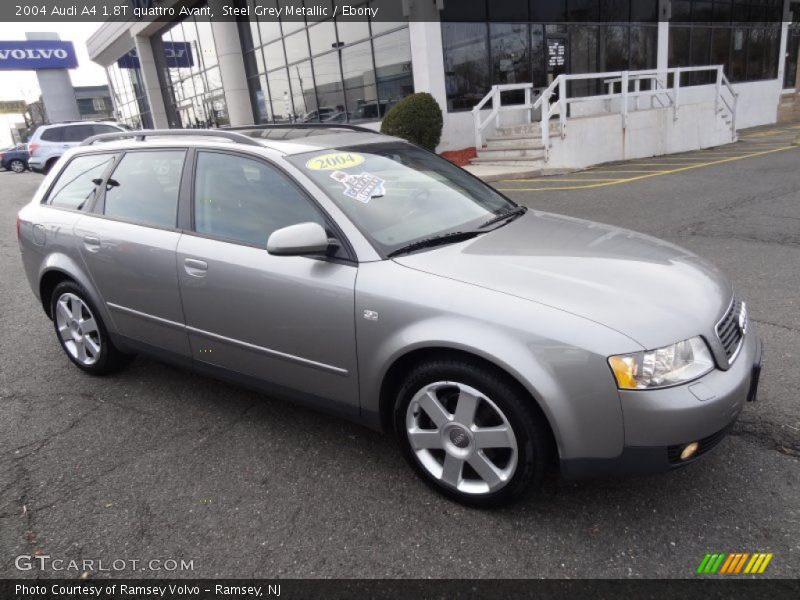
87 0 800 158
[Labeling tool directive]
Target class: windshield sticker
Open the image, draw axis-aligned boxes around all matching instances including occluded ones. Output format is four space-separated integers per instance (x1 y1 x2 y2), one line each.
306 152 365 171
330 170 386 204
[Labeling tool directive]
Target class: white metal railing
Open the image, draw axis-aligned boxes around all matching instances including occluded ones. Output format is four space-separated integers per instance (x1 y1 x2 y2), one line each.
471 65 739 161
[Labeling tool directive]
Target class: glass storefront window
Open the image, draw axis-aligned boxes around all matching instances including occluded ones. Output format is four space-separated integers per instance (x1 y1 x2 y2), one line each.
313 52 346 120
158 4 228 128
268 68 293 121
374 29 414 111
107 53 152 129
309 20 338 56
290 60 318 121
442 23 490 112
284 30 310 65
342 40 378 121
244 11 412 123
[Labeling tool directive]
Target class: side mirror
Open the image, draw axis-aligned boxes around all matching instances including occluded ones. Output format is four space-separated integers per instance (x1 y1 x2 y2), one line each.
267 222 337 256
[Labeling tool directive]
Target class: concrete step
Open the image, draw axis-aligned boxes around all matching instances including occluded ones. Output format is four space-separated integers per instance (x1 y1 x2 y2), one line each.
471 157 546 168
477 147 546 160
495 122 560 137
484 138 546 150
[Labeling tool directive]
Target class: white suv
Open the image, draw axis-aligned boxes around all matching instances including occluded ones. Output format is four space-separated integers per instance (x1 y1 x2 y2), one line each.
28 121 126 174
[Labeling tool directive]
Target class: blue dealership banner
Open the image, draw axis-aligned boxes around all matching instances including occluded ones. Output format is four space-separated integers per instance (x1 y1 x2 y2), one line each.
118 42 193 70
0 40 77 70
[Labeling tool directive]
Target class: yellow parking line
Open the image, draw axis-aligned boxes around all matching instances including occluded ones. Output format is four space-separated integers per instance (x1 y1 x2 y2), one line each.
498 177 624 183
497 146 795 192
586 169 670 173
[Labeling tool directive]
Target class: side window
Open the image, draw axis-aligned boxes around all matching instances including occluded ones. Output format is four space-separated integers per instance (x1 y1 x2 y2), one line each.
92 124 122 135
40 128 63 142
193 152 326 248
61 125 94 143
47 153 116 211
103 150 186 228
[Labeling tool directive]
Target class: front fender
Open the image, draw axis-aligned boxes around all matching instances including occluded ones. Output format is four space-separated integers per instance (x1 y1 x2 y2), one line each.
356 262 638 460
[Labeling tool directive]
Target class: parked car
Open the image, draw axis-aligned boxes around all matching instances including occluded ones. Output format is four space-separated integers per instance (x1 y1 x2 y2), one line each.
16 127 762 507
1 144 29 173
27 121 126 174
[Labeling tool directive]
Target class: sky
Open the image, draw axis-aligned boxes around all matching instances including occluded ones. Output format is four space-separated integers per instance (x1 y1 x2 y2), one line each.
0 23 108 146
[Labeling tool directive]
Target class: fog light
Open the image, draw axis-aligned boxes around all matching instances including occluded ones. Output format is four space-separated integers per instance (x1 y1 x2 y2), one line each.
680 442 700 460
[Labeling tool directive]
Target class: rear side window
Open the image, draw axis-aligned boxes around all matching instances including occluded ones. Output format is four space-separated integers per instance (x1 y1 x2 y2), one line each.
47 153 116 210
61 125 94 143
103 150 186 228
40 128 62 142
92 124 121 135
193 151 325 247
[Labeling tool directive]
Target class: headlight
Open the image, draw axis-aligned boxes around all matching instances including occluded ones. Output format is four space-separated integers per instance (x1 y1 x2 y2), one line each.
608 336 715 390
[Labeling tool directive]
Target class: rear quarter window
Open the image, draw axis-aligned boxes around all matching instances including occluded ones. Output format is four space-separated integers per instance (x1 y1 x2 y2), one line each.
40 128 63 142
46 153 117 211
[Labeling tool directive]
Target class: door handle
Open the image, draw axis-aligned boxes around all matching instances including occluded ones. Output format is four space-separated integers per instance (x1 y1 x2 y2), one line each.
184 258 208 277
83 235 101 252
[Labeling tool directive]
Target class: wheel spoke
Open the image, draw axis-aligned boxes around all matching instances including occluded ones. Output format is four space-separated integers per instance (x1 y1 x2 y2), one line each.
408 428 442 450
57 322 71 341
70 297 82 320
84 336 101 357
468 452 504 489
56 299 71 323
441 454 463 487
454 388 480 425
473 425 513 449
74 339 87 362
80 317 98 335
417 390 451 428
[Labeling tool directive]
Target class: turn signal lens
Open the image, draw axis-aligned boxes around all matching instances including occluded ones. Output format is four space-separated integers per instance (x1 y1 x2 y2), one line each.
608 355 638 389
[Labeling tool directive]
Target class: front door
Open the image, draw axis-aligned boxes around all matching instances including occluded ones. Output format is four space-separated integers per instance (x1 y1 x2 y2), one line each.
176 150 359 414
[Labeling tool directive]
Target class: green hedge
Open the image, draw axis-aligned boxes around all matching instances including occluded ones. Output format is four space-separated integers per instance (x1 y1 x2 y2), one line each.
380 93 443 151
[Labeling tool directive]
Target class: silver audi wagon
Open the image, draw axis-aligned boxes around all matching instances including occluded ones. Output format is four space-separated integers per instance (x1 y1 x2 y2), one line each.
17 126 762 507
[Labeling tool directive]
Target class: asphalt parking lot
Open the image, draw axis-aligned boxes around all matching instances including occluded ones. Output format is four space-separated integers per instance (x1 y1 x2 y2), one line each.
1 124 799 580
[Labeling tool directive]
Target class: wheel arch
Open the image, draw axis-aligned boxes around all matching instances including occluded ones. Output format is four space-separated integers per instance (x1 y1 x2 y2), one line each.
37 254 112 329
378 346 558 456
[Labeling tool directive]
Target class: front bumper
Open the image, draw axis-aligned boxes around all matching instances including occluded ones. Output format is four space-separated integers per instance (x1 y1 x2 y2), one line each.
561 333 762 479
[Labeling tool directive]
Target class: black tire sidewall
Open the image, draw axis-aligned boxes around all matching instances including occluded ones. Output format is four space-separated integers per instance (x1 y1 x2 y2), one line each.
50 281 115 375
394 360 548 508
11 160 25 173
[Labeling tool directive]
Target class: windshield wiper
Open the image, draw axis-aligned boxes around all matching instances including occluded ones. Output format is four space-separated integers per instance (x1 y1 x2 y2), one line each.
387 230 481 258
478 205 527 229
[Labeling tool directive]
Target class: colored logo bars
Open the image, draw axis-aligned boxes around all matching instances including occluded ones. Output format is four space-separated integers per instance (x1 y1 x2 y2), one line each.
696 552 773 574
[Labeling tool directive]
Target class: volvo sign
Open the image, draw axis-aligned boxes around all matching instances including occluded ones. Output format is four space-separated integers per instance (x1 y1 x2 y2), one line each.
0 40 77 70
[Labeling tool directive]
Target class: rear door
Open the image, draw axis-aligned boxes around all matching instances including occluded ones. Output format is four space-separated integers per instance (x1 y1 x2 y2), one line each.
175 150 360 414
75 148 190 359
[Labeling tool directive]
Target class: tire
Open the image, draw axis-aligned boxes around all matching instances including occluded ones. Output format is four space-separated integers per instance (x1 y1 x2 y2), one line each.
10 159 26 173
50 281 134 375
394 358 550 508
42 159 57 175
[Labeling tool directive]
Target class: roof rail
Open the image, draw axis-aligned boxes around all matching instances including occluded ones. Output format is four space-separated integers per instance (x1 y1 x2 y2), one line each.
80 129 263 147
224 123 376 134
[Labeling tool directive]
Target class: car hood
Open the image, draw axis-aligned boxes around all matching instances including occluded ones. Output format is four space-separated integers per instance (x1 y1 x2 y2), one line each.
392 210 733 350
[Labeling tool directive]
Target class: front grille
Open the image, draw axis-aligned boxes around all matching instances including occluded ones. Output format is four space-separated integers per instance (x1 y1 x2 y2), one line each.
715 297 747 363
668 426 730 465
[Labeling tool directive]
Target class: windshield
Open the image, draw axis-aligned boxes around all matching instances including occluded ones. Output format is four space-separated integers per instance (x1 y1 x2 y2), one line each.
288 143 515 255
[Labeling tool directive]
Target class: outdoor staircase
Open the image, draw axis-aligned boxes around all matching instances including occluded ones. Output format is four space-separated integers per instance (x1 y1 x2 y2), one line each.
471 122 560 168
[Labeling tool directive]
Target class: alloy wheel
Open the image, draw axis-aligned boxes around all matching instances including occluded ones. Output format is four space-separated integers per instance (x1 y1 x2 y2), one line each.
10 160 25 173
405 381 518 495
55 292 102 366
